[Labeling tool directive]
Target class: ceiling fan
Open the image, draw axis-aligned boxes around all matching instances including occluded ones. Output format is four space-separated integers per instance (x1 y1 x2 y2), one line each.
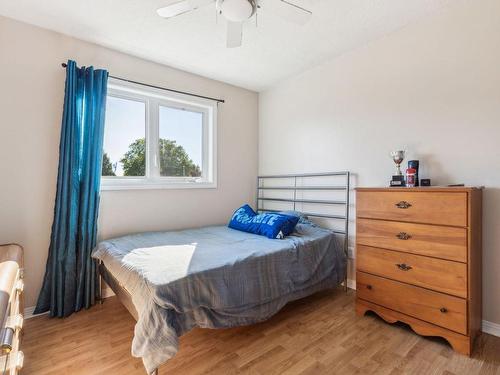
157 0 312 48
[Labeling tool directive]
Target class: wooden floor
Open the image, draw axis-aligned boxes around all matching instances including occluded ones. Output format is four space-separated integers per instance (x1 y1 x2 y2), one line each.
23 289 500 375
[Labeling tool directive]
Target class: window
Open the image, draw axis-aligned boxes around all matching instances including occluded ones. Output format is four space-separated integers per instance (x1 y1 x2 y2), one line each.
101 78 217 190
102 96 146 177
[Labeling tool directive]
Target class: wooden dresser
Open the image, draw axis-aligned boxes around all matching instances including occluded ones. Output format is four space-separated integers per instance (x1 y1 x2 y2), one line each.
0 244 24 375
355 187 482 355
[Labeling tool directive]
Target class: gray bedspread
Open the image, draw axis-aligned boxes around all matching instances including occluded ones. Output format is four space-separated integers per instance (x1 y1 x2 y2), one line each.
92 223 346 373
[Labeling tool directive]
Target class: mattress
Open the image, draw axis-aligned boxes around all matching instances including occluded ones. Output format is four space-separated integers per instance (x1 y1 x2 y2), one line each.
92 223 346 373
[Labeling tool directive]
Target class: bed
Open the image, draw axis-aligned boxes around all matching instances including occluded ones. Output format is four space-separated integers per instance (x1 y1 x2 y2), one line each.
92 172 350 375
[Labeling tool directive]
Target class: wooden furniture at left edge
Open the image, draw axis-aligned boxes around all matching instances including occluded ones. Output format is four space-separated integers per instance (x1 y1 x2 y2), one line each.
355 187 482 356
0 244 24 375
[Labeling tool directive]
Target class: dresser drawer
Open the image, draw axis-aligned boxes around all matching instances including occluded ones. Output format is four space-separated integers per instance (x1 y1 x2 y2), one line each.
357 218 467 262
357 191 467 227
357 245 467 298
357 272 467 334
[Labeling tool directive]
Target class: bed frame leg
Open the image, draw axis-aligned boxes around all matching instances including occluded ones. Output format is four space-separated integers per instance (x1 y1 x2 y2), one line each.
98 260 104 305
99 276 104 305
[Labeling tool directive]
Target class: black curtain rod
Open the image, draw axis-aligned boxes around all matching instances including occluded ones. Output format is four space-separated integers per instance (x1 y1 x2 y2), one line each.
60 63 225 104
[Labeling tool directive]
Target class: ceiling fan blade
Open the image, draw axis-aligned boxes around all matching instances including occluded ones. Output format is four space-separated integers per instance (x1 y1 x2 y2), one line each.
187 0 214 8
266 0 312 25
157 1 192 18
226 21 243 48
157 0 213 18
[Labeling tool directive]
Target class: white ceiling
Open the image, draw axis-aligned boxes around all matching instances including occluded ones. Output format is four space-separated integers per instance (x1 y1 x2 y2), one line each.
0 0 459 91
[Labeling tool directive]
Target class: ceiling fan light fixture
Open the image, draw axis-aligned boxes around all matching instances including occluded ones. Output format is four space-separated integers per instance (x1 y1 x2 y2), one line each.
216 0 256 22
157 0 312 48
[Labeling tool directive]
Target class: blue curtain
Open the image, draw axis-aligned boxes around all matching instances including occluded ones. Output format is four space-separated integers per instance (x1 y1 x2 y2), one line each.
35 60 108 317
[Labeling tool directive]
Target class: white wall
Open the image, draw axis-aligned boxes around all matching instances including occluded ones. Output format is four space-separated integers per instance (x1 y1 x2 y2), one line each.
0 16 259 307
259 0 500 325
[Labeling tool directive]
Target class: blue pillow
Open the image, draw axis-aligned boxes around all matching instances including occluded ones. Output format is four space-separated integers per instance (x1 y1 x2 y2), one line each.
278 210 316 226
227 204 257 232
228 205 299 239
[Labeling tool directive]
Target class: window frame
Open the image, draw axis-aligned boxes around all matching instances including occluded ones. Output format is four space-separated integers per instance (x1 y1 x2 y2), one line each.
101 78 217 191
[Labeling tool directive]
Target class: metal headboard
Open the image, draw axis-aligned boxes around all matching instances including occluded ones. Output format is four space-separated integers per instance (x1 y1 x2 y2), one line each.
256 171 351 289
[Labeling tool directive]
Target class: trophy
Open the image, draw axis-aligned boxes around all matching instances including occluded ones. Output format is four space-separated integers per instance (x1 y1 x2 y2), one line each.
390 150 406 187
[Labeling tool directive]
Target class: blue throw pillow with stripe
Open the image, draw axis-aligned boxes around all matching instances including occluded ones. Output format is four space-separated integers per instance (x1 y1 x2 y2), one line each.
228 204 299 239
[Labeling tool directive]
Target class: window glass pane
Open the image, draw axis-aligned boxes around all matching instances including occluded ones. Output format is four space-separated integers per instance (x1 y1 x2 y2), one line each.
159 105 203 177
102 96 146 177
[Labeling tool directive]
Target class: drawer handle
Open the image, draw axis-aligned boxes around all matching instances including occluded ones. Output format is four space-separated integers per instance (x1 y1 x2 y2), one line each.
366 285 373 290
396 263 412 271
440 307 448 313
395 201 412 209
396 232 411 240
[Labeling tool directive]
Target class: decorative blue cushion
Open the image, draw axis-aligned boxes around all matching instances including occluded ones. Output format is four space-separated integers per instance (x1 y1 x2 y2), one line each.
227 204 257 231
228 205 300 239
278 210 316 226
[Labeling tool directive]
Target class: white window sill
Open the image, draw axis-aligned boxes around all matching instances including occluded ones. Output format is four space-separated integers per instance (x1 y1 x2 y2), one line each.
100 179 217 191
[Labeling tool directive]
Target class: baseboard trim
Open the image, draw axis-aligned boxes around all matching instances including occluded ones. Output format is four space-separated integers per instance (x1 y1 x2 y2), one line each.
24 306 47 320
24 288 115 320
482 320 500 337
